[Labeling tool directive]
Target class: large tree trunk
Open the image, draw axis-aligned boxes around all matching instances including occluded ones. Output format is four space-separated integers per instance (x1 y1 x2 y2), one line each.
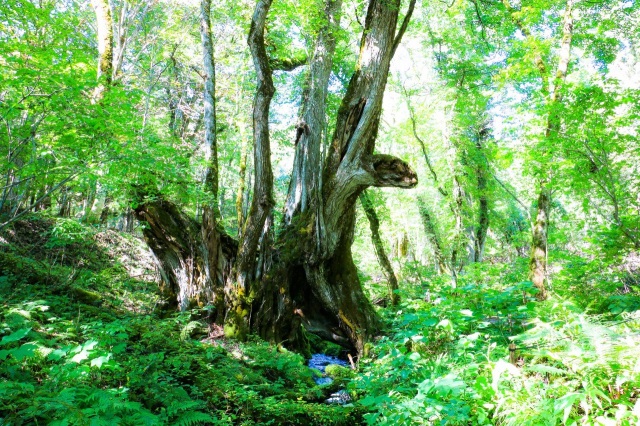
133 200 237 314
134 0 417 355
252 0 417 354
283 0 342 225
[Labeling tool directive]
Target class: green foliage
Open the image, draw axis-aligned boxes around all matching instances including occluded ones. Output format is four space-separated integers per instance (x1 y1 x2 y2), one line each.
325 364 353 380
47 218 95 248
0 218 356 426
350 259 640 425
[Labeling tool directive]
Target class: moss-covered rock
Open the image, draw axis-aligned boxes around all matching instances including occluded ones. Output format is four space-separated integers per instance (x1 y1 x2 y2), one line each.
325 364 354 380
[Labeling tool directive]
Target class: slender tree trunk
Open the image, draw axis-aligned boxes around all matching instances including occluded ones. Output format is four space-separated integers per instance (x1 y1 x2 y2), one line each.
360 190 399 306
236 128 249 235
473 134 490 262
200 0 219 214
199 0 228 323
58 187 72 217
91 0 113 101
530 184 550 300
528 0 574 300
417 197 448 274
100 195 111 224
398 232 409 258
474 183 489 262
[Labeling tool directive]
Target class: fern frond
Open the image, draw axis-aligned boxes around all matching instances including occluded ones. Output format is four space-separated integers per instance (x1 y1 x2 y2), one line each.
130 409 160 426
172 411 216 426
180 321 202 341
166 399 204 417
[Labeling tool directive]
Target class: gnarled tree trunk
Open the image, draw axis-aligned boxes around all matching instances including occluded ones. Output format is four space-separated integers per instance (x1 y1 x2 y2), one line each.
133 199 237 312
134 0 417 356
251 0 417 354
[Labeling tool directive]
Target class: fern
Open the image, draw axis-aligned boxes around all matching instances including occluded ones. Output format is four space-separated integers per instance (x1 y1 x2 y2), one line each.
172 411 217 426
165 399 205 419
130 410 160 426
180 321 202 341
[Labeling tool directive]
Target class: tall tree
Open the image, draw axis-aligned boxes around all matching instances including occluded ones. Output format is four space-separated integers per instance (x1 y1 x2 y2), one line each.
502 0 576 300
91 0 113 101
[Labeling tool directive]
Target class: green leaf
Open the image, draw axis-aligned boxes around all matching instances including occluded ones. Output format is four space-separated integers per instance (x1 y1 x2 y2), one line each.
525 365 568 376
49 347 70 361
90 354 111 368
0 328 32 345
13 343 38 361
554 392 584 424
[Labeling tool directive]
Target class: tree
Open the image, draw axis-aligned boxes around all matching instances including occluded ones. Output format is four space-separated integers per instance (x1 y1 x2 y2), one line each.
399 2 498 285
501 0 576 300
132 0 418 354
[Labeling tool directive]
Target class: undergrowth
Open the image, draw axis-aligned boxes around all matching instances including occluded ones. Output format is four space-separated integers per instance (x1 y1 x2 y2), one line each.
0 217 358 425
350 261 640 425
2 216 640 425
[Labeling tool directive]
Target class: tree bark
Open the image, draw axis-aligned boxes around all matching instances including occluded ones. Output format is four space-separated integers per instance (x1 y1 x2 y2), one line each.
199 0 229 323
200 0 219 214
252 0 418 354
360 190 399 306
474 176 489 262
91 0 113 101
134 199 236 313
503 0 574 299
417 197 448 274
284 0 342 225
225 0 276 339
235 129 249 235
529 185 549 300
528 0 574 299
473 133 490 263
134 0 418 355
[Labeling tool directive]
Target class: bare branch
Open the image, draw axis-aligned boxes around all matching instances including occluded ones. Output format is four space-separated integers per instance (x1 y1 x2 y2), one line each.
391 0 417 58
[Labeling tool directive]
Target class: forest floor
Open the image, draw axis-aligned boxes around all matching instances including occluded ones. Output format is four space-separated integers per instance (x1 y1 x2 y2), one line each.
1 216 640 425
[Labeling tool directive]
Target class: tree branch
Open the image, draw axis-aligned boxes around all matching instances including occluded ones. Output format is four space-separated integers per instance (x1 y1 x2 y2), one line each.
391 0 417 58
402 85 448 196
269 54 308 71
0 172 80 231
501 0 549 94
